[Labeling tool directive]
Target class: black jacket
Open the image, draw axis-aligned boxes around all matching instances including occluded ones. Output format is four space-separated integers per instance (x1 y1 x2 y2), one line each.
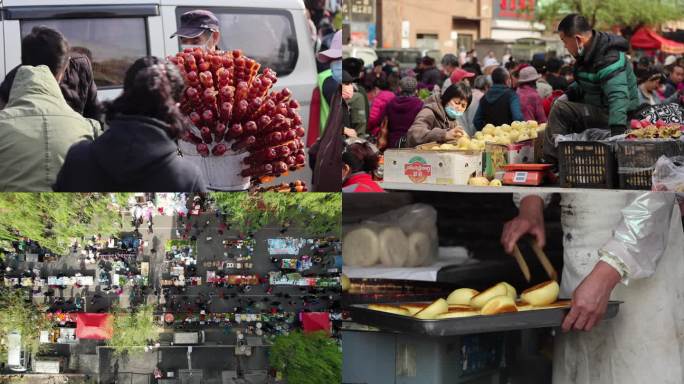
54 115 206 192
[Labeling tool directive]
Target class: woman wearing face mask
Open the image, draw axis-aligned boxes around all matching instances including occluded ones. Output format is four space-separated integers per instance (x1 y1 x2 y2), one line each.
171 10 222 51
407 83 470 147
342 140 384 193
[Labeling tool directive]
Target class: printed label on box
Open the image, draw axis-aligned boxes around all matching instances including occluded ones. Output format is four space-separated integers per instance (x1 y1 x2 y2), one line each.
404 156 432 183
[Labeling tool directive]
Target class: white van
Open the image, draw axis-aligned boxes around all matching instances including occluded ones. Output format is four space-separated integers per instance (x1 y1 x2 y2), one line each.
0 0 318 130
172 330 205 345
7 331 28 372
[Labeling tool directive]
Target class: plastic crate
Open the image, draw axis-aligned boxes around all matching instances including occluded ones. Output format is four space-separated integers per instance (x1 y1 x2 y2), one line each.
558 141 616 188
615 140 684 190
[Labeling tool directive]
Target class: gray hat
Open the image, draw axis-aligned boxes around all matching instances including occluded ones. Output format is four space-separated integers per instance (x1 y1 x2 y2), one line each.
399 76 417 94
171 10 220 39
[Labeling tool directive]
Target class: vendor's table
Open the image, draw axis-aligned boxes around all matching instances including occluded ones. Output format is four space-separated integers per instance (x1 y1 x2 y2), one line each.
380 182 630 194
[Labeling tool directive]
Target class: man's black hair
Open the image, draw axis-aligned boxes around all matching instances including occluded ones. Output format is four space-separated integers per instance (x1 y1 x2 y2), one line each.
557 14 592 36
491 67 509 85
21 26 70 77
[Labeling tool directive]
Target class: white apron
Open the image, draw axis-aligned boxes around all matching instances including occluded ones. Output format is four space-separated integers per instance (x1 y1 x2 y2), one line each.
553 193 684 384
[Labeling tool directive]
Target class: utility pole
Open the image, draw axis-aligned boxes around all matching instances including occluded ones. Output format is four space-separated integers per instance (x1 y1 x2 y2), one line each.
376 0 383 48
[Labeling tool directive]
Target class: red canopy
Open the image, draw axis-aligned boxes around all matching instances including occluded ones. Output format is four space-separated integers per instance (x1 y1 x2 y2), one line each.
631 27 684 54
76 313 113 340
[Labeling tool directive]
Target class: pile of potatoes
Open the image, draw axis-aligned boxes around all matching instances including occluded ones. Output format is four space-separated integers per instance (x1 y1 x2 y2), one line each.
367 280 562 320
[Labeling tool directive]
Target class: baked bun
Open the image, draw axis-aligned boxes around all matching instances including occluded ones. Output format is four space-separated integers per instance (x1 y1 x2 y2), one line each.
343 226 380 267
406 231 432 267
436 307 480 319
368 304 411 316
414 298 449 320
470 283 508 309
399 303 428 316
480 295 518 315
446 288 480 306
378 226 409 267
520 280 560 306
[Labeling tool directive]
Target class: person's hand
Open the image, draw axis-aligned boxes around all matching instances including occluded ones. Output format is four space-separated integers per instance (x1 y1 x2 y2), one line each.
501 195 545 254
344 127 357 138
562 261 621 332
445 127 465 141
341 84 354 100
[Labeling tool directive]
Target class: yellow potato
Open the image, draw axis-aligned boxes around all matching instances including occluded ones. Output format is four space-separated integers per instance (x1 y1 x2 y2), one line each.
414 298 449 319
470 283 508 308
501 282 517 300
482 124 496 135
468 177 490 186
526 120 538 128
446 288 480 306
341 274 350 292
520 281 560 306
457 137 470 146
480 295 518 315
468 141 482 151
517 133 530 142
489 179 503 187
474 131 484 140
483 134 496 142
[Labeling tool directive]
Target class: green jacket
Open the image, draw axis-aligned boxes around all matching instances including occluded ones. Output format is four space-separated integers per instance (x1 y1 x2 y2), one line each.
347 86 368 138
568 31 639 128
0 65 98 191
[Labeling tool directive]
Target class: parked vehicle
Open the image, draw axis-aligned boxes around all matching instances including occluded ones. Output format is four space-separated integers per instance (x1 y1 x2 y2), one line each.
342 45 378 67
33 357 65 374
173 331 205 345
376 48 442 69
7 331 29 372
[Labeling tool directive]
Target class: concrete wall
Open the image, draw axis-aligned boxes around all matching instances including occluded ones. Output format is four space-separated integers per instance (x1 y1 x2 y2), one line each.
380 0 492 53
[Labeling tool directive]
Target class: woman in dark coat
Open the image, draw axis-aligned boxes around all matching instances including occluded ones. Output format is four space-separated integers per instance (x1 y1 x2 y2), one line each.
54 56 206 192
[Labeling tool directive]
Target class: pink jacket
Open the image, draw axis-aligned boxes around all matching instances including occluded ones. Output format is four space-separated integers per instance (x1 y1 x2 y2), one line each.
368 90 396 137
516 84 547 123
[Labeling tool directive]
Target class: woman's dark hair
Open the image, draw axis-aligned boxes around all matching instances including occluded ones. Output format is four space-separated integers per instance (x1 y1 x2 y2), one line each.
374 76 390 91
105 56 188 138
441 83 472 107
21 26 70 76
343 142 379 173
636 68 662 85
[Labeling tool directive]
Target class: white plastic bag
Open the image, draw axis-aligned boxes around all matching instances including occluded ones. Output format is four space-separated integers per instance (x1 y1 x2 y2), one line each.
342 204 438 267
652 156 684 213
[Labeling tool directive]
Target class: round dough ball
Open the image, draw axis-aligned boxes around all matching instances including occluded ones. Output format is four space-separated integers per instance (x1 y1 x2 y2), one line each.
343 226 380 267
407 231 433 267
378 226 409 267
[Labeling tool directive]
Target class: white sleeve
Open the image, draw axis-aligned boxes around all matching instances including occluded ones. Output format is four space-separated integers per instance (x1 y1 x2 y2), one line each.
599 192 676 284
512 193 553 208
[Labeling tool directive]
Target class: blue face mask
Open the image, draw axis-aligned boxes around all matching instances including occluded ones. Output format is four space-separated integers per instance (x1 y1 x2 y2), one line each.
330 60 342 83
445 106 463 120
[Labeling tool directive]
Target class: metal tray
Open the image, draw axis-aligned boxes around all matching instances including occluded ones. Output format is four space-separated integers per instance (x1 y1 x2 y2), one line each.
347 301 622 336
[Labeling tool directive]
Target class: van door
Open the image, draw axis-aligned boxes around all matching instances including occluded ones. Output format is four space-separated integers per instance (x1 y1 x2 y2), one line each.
2 1 164 101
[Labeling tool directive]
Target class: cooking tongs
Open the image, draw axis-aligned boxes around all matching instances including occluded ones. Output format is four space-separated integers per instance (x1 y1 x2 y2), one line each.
510 237 558 282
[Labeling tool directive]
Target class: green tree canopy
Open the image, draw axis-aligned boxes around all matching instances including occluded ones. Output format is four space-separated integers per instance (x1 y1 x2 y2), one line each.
107 304 161 357
536 0 684 31
0 288 52 361
212 193 342 236
0 193 125 255
269 331 341 384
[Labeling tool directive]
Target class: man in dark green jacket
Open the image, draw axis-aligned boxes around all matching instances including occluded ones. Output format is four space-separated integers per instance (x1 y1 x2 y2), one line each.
544 14 639 163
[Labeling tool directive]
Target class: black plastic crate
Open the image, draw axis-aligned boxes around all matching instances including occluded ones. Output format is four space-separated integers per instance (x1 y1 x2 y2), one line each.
616 140 684 190
558 141 616 188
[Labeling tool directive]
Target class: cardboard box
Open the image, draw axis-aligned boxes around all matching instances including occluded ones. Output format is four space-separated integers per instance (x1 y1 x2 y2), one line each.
384 147 483 185
484 140 534 179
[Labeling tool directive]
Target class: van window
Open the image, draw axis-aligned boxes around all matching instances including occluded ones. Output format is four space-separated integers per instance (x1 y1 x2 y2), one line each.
177 8 298 77
20 18 149 88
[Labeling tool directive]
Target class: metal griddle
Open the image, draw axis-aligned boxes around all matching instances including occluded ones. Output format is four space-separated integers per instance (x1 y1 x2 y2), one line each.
347 301 622 336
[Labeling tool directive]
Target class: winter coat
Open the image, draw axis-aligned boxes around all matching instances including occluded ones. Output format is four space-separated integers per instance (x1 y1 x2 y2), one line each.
368 90 396 136
566 30 639 129
342 172 385 192
517 84 547 123
407 94 458 147
54 115 206 192
383 95 424 148
474 84 524 130
0 65 98 191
